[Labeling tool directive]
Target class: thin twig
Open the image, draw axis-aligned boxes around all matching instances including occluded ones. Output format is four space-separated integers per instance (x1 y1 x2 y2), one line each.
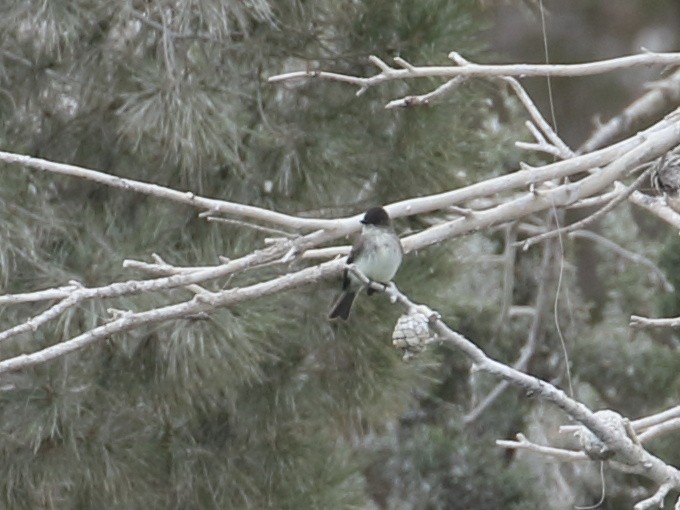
567 190 620 209
580 68 680 154
628 189 680 230
374 281 680 506
2 112 677 239
206 216 298 237
464 234 555 425
269 51 680 88
632 405 680 431
569 230 673 292
630 315 680 329
496 433 588 462
0 150 339 231
637 418 680 443
518 168 651 250
498 221 519 326
385 76 465 108
633 482 674 510
504 77 574 158
0 230 329 343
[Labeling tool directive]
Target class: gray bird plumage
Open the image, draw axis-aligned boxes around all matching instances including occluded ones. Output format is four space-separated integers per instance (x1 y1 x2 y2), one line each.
652 150 680 194
328 206 403 320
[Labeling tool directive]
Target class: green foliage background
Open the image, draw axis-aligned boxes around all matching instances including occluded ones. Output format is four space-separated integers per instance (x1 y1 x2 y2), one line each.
0 0 678 509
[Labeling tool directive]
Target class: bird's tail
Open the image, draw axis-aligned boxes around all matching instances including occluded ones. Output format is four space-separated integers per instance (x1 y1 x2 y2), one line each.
328 291 356 320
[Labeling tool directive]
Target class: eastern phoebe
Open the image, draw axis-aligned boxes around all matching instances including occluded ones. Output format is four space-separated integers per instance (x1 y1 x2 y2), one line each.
652 150 680 194
652 150 680 213
328 206 403 320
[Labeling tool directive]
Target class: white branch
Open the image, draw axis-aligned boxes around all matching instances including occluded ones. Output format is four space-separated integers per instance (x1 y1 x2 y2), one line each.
403 119 680 250
638 418 680 443
269 51 680 88
496 433 588 462
581 67 680 154
630 315 680 329
518 170 651 250
634 482 674 510
464 235 555 424
1 111 679 370
0 282 82 305
504 77 574 158
377 283 680 506
0 150 338 231
385 76 465 108
569 229 673 292
0 257 343 374
0 233 326 342
3 107 677 256
205 216 298 237
633 405 680 430
628 189 680 230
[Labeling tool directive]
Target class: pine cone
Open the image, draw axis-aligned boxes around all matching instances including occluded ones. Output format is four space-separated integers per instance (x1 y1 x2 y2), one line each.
392 312 434 360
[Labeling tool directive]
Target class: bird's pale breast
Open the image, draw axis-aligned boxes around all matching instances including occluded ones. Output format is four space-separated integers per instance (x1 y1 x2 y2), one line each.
354 228 402 283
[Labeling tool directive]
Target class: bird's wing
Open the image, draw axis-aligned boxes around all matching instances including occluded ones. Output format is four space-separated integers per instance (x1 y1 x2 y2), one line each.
342 235 362 290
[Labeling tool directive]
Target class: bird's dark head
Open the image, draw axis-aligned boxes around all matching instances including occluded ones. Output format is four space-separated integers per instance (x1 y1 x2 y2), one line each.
361 206 391 227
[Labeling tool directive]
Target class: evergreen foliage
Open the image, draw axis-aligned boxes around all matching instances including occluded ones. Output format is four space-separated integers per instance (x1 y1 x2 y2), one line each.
1 0 677 509
0 0 536 507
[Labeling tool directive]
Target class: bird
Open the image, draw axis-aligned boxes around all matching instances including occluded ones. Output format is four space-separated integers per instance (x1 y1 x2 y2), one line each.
651 149 680 212
328 206 403 320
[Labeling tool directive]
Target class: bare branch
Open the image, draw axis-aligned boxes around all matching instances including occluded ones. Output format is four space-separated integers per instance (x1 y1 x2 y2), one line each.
123 256 220 276
300 246 348 260
405 119 680 250
581 68 680 154
569 230 673 292
567 189 620 209
205 216 298 237
269 51 680 90
504 77 574 158
464 234 555 424
630 315 680 329
0 283 82 306
1 112 678 371
637 418 680 443
3 109 677 245
515 140 565 158
0 293 82 343
518 169 651 250
628 189 680 230
0 150 338 231
496 433 588 462
633 482 674 510
633 405 680 431
0 257 344 374
0 231 329 345
376 283 680 506
385 76 465 108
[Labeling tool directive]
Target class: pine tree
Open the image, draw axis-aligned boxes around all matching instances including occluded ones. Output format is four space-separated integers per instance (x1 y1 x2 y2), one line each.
4 1 678 509
0 0 542 508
